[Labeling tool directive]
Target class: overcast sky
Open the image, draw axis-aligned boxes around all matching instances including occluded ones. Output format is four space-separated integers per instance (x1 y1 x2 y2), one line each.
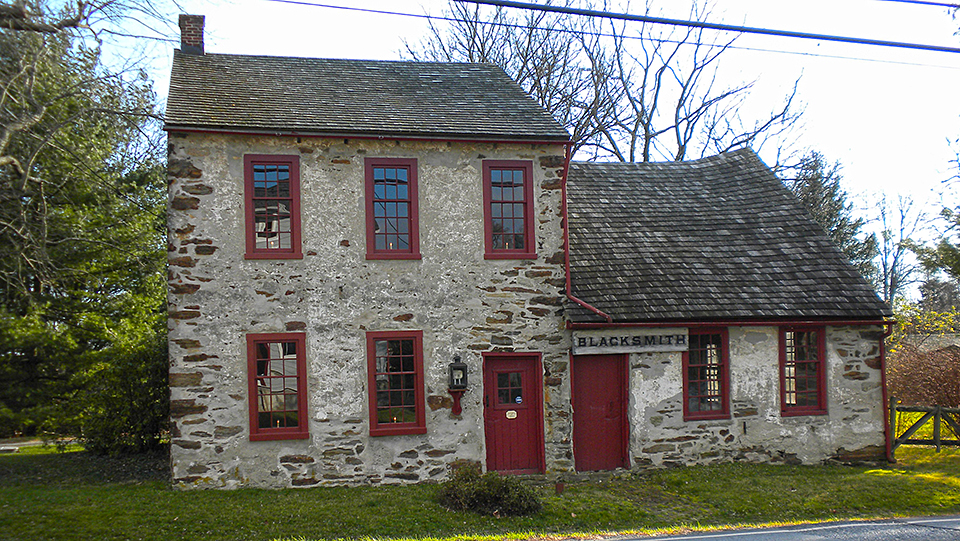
157 0 959 217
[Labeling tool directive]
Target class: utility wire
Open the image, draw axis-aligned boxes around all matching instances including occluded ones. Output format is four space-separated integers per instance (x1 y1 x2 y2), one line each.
457 0 960 54
874 0 960 8
262 0 960 69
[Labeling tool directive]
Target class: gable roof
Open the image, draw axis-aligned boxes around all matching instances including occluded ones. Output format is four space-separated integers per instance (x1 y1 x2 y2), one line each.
164 52 569 142
567 148 892 323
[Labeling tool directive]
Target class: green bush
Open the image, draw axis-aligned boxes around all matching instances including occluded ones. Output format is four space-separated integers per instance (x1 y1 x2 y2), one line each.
437 463 542 516
47 326 170 455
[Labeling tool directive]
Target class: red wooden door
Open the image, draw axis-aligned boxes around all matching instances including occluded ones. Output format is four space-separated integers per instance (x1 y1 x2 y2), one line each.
572 354 628 471
483 353 544 474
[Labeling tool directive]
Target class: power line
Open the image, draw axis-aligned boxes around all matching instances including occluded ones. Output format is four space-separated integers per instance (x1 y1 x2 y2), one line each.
261 0 960 69
874 0 960 8
457 0 960 54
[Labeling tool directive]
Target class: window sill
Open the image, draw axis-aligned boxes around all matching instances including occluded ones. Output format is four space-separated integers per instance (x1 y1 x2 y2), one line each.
250 430 310 442
366 252 422 261
245 252 303 260
780 408 828 417
684 412 730 422
370 425 427 437
484 251 537 260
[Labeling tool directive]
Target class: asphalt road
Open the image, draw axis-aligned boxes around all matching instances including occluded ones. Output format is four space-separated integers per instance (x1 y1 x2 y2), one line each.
633 516 960 540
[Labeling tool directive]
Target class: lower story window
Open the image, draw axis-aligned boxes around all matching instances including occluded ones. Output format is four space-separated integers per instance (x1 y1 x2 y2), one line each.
780 327 827 416
683 329 729 420
246 333 309 441
366 330 426 436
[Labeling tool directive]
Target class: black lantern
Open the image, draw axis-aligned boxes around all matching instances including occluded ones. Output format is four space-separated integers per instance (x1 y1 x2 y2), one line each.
448 354 468 390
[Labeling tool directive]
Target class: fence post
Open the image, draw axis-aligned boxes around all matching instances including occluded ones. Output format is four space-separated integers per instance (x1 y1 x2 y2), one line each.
934 405 942 453
888 395 898 461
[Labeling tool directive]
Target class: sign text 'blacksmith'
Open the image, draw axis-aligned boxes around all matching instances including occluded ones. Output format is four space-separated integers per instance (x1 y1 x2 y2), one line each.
572 328 689 355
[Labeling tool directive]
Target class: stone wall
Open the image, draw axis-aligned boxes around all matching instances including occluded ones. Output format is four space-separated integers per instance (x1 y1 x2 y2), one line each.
627 325 885 467
167 133 571 488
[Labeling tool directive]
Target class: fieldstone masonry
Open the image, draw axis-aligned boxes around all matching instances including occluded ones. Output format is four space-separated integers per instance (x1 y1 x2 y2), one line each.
167 133 571 488
167 133 887 489
628 326 885 468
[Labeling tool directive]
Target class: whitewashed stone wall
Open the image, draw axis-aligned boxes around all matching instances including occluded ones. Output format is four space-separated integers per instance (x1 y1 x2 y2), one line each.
167 133 572 488
627 325 886 467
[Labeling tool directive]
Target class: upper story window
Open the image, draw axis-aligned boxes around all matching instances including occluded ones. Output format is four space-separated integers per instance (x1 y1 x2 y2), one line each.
780 327 827 416
244 155 302 259
365 158 420 260
683 328 730 420
246 333 309 441
366 330 426 436
482 160 536 260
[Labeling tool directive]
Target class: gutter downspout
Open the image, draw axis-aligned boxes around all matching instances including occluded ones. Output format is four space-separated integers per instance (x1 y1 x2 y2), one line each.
880 321 895 463
560 143 612 324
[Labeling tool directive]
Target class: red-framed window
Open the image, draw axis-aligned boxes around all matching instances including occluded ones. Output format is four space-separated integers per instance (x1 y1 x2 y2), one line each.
244 155 302 259
682 328 730 420
246 333 309 441
780 327 827 416
365 158 420 260
366 330 426 436
482 160 536 260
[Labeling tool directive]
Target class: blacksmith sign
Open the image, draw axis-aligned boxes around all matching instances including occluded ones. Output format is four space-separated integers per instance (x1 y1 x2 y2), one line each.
572 328 689 355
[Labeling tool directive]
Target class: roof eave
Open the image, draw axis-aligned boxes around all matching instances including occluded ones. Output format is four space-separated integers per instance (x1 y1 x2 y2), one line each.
567 316 895 329
162 124 571 145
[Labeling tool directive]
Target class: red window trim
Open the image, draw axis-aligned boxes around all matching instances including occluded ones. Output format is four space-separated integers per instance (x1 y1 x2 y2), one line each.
246 332 309 441
779 326 828 417
365 158 421 260
244 154 302 260
482 160 537 260
366 330 426 436
682 327 730 421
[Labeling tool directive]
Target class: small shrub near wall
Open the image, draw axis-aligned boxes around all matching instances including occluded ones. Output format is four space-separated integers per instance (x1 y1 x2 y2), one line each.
887 344 960 407
437 463 542 517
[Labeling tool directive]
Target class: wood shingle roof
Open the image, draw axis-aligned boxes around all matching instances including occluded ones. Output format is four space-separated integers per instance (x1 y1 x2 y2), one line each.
164 51 569 141
567 149 891 323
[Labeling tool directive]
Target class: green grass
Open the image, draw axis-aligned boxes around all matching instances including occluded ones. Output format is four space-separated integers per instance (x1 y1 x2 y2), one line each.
1 445 958 541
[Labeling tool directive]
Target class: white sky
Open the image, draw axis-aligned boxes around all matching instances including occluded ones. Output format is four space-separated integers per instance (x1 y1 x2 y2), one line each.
157 0 959 215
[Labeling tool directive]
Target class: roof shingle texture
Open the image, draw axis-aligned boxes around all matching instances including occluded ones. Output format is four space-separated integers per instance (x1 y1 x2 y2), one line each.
165 51 569 141
567 149 891 323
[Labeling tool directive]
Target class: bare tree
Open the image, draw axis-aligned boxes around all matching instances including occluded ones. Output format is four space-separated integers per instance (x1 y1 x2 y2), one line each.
404 0 803 166
875 195 929 304
0 0 174 303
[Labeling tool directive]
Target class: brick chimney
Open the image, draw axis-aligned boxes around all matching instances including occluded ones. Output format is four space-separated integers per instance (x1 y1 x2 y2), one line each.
179 14 205 55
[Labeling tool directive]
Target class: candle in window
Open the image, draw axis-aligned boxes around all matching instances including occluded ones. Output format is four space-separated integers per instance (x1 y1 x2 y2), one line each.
276 419 280 428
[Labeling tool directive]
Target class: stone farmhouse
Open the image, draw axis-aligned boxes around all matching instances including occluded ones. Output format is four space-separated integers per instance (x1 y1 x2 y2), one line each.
165 15 893 488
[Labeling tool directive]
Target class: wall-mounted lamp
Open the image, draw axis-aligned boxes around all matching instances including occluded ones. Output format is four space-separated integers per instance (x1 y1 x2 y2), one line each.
448 354 468 415
449 355 468 390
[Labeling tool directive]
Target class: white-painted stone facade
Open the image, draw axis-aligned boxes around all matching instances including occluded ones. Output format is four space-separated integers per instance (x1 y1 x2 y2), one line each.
167 133 572 488
626 326 886 467
167 132 887 489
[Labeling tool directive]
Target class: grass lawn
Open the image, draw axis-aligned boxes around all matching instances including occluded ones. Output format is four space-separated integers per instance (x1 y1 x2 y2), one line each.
0 445 958 541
